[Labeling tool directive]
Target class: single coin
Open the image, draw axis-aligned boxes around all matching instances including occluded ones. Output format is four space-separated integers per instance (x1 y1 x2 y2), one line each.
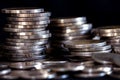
2 7 44 13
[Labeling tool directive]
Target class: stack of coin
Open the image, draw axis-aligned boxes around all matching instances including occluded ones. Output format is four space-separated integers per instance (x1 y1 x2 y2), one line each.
2 7 51 61
92 26 120 53
63 40 112 57
48 17 92 52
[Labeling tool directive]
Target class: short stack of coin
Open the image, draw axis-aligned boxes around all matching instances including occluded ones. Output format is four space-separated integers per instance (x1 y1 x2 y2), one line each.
48 17 93 53
92 26 120 53
63 40 112 58
2 7 51 61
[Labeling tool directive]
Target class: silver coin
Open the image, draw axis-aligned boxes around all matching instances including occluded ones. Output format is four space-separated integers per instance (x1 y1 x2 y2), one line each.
74 72 106 78
10 12 51 17
64 40 106 48
71 49 112 57
51 17 86 23
98 26 120 33
49 23 92 31
7 33 51 39
4 45 46 50
52 35 91 40
9 20 50 25
6 38 48 43
5 24 48 29
8 16 49 21
50 21 86 27
5 41 47 46
2 7 44 13
69 45 111 52
92 53 115 64
0 64 11 76
21 70 55 79
51 30 90 35
99 33 120 37
7 30 50 36
8 61 37 69
4 27 46 32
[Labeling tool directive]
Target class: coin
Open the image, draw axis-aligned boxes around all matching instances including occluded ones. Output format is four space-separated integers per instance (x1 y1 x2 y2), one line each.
51 17 86 23
2 7 44 13
74 72 106 78
4 27 46 32
92 53 115 64
98 26 120 33
6 30 49 36
8 61 36 69
9 20 50 25
5 24 48 29
64 40 106 48
70 49 112 57
10 12 51 17
7 33 51 39
8 16 49 21
69 45 111 52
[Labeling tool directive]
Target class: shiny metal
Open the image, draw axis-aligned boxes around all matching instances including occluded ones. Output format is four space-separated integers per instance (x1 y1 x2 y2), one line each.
49 23 92 31
51 17 86 23
8 61 36 69
9 20 50 25
100 33 120 37
43 62 85 72
0 64 11 75
5 24 48 29
6 38 48 43
64 40 106 48
2 7 44 13
71 49 112 57
8 17 49 21
10 12 51 17
4 28 46 32
4 45 46 50
98 26 120 33
50 21 86 26
5 41 47 46
7 30 50 36
92 53 114 64
69 45 111 52
7 33 51 39
74 72 106 78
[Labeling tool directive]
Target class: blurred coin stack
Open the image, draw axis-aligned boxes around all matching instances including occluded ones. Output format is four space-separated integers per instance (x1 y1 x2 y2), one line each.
2 7 51 61
92 26 120 53
63 40 112 58
48 17 93 54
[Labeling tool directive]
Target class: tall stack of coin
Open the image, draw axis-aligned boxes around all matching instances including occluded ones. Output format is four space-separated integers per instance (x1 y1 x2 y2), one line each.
2 8 51 61
92 26 120 53
48 17 93 54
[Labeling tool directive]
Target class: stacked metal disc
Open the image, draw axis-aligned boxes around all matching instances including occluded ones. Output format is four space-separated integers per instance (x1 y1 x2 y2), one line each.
63 40 112 57
2 7 51 61
92 26 120 53
48 17 93 52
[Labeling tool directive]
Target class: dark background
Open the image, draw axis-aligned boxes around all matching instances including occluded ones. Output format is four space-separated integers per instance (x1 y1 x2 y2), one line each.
0 0 120 27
